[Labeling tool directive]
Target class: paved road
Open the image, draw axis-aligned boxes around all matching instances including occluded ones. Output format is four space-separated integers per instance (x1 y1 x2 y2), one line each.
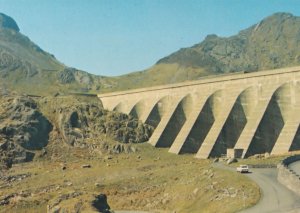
116 162 300 213
214 163 300 213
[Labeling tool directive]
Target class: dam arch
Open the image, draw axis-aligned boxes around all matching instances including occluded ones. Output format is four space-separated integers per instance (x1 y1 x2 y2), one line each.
179 90 222 153
210 86 259 157
145 95 171 129
246 83 294 157
98 66 300 158
129 100 146 119
155 94 193 147
113 102 125 113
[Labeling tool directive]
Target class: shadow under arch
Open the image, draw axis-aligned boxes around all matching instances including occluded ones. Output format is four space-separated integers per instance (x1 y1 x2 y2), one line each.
156 94 193 147
290 124 300 151
113 102 125 113
290 125 300 151
288 81 300 152
145 95 170 129
210 86 258 157
129 99 146 119
246 82 293 157
180 90 223 154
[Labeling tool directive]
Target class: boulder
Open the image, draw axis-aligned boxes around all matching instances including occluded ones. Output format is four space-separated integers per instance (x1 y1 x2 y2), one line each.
92 194 111 213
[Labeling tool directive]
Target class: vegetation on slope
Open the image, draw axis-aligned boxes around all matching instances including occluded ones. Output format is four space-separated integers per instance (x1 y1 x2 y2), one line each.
107 12 300 92
1 12 300 95
0 88 261 212
0 13 117 96
0 144 260 213
0 89 153 170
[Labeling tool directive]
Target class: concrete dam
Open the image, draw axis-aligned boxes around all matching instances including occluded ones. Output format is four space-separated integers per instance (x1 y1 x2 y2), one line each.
98 66 300 158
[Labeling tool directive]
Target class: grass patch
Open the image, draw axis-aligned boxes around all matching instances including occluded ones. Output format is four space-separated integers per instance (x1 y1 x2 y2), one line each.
0 144 260 213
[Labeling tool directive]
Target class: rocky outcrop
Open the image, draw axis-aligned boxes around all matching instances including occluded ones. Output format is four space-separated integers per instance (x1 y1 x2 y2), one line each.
107 13 300 92
158 13 300 74
0 13 19 32
54 99 153 147
57 67 94 86
0 13 106 96
46 191 83 213
0 48 38 78
0 93 153 168
0 95 52 168
57 68 76 84
0 96 52 149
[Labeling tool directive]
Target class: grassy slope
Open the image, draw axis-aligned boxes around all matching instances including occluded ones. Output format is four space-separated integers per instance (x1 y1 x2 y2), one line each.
0 94 259 212
0 28 114 96
99 13 300 94
3 13 300 96
0 144 260 213
104 63 212 92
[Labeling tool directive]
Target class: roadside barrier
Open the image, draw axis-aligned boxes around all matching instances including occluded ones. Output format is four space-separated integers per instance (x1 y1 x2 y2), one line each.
277 155 300 195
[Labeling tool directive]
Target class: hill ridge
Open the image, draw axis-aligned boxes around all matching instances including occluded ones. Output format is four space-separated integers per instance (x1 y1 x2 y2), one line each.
1 12 300 94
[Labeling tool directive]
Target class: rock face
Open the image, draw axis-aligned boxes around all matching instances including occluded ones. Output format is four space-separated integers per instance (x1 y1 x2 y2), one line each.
106 12 300 92
0 96 52 149
57 68 76 84
0 93 154 168
0 13 19 32
57 67 94 85
0 95 52 168
56 100 153 147
0 13 112 96
2 12 300 95
157 13 300 73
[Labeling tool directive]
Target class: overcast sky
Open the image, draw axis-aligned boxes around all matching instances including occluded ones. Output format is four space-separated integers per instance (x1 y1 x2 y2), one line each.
0 0 299 76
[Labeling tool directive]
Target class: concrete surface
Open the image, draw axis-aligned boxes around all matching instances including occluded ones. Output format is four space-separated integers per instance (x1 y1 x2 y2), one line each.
213 163 300 213
241 168 300 213
290 161 300 175
98 66 300 159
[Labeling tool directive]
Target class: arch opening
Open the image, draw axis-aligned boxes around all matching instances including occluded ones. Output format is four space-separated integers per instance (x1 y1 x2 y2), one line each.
180 91 222 154
129 100 145 119
156 94 193 147
246 83 293 157
145 96 169 129
113 102 124 113
210 87 257 157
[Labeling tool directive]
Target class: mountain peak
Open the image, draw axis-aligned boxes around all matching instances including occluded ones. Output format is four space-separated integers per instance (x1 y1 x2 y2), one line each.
258 12 295 26
266 12 293 19
0 13 19 32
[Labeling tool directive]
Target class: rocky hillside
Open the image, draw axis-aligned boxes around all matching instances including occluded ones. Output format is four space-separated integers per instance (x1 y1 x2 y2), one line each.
0 13 117 95
0 89 153 170
1 12 300 94
108 12 300 91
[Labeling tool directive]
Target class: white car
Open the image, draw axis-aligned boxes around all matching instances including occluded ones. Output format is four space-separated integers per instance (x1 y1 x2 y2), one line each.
236 165 249 173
